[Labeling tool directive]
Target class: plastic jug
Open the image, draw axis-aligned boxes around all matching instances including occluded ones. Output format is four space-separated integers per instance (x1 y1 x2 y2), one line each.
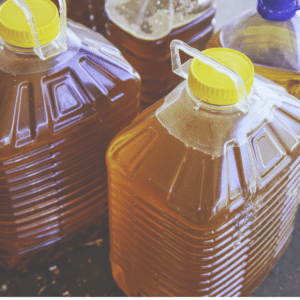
106 40 300 296
0 0 140 272
52 0 105 33
104 0 216 109
207 0 300 99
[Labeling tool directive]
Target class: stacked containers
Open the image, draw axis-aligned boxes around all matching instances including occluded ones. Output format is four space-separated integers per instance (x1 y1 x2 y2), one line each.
0 0 140 271
206 0 300 99
106 41 300 296
104 0 216 108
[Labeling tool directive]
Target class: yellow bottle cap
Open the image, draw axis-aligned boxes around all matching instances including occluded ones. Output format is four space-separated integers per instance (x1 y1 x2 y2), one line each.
0 0 60 48
188 48 254 106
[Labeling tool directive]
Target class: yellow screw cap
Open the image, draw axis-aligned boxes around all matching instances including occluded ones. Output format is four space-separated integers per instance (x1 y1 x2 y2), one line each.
188 48 254 106
0 0 59 48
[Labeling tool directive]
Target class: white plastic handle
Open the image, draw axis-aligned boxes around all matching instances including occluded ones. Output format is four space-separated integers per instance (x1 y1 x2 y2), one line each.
170 39 248 106
12 0 67 60
58 0 68 49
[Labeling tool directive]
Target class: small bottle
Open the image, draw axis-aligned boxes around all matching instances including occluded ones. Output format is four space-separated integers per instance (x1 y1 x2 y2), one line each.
0 0 140 272
106 40 300 296
207 0 300 99
104 0 216 109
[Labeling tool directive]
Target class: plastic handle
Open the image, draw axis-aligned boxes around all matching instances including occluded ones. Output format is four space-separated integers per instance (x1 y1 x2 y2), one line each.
58 0 67 49
12 0 67 60
170 39 248 106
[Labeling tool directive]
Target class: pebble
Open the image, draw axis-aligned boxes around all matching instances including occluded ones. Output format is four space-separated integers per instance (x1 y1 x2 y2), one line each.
49 265 57 271
54 269 60 276
38 286 47 295
84 238 103 247
0 284 7 292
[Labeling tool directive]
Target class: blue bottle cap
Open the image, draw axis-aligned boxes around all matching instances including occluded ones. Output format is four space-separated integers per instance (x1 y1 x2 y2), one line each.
257 0 300 21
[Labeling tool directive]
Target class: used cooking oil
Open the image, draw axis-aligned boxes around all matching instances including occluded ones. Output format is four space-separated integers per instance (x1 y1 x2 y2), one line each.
53 0 105 33
104 0 216 109
0 0 140 272
106 41 300 296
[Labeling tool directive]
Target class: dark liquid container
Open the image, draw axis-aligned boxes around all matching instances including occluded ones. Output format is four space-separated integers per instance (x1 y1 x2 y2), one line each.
0 17 140 272
104 0 215 109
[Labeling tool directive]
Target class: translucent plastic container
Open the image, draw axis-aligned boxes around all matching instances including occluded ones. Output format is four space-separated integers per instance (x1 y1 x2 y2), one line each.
207 0 300 99
0 0 140 272
104 0 216 109
106 40 300 296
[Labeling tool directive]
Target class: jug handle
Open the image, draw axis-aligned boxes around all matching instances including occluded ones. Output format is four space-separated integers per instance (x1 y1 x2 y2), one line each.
170 39 248 108
12 0 67 60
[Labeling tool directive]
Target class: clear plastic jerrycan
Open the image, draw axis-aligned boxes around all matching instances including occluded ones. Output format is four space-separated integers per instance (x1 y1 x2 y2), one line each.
52 0 105 33
0 0 140 272
207 0 300 100
106 40 300 296
104 0 216 109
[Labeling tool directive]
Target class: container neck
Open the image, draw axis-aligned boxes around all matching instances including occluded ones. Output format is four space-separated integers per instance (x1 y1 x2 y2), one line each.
0 27 80 76
1 32 66 59
257 0 300 21
3 40 36 54
187 85 240 113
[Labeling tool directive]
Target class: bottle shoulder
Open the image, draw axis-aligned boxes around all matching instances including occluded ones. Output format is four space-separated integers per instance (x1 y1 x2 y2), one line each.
0 20 140 154
107 78 300 226
220 10 300 72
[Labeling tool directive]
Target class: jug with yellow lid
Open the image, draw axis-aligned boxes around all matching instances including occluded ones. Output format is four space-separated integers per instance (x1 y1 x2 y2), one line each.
106 40 300 296
0 0 140 272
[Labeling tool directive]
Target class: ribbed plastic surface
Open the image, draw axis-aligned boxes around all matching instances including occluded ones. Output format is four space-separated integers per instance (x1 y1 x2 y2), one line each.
0 20 140 272
107 82 300 296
